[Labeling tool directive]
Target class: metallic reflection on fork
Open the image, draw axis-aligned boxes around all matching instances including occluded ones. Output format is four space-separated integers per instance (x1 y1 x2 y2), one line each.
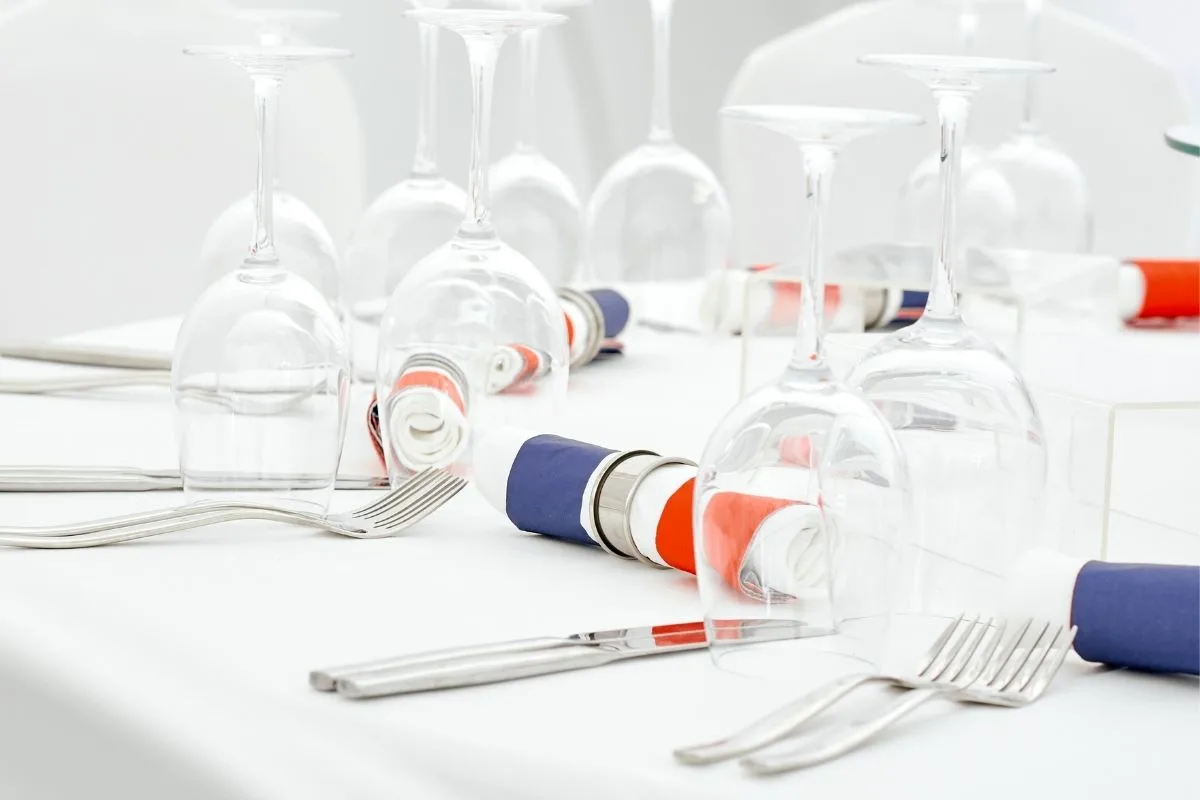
675 615 996 765
742 620 1077 774
0 469 466 548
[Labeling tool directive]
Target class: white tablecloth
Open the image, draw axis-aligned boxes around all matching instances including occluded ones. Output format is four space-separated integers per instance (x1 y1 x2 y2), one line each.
0 320 1196 800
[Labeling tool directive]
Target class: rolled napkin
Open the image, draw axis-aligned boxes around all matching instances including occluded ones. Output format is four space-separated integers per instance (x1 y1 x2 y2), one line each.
370 352 472 472
1119 259 1200 322
1005 550 1199 674
370 287 632 467
701 266 928 335
473 427 817 595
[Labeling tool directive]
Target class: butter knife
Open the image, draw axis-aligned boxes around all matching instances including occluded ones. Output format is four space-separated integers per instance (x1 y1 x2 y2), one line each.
315 619 804 698
0 342 173 371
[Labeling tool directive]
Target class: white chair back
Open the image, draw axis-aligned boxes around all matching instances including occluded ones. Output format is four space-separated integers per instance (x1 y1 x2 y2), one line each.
0 0 366 341
720 0 1198 269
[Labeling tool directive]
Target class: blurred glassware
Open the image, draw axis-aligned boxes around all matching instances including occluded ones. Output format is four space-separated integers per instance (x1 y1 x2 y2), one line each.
487 0 587 287
345 0 468 370
197 9 344 317
984 0 1092 253
850 55 1051 621
581 0 733 332
898 0 1018 250
376 9 569 486
694 106 917 680
174 45 352 514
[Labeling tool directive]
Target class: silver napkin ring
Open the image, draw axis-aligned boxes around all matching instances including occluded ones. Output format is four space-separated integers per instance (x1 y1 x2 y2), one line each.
619 456 697 569
589 450 659 559
594 452 698 568
558 287 606 368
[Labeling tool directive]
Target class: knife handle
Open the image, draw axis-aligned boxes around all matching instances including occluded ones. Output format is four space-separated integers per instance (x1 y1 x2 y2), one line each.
335 644 620 698
310 637 573 692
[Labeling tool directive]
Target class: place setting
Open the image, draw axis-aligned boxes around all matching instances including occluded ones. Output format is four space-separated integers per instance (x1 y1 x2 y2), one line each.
0 0 1196 795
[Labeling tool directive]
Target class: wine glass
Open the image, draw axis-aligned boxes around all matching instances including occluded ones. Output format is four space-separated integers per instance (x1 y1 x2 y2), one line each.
582 0 733 331
376 9 569 485
345 0 469 373
487 0 588 287
174 45 352 514
694 106 918 679
196 10 343 317
984 0 1092 252
850 55 1052 626
897 1 1019 250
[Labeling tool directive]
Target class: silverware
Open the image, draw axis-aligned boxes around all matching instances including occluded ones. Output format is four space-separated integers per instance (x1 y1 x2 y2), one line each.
741 620 1077 775
0 342 173 371
0 341 379 385
313 619 805 698
0 466 388 492
0 468 464 548
0 371 172 394
674 614 989 765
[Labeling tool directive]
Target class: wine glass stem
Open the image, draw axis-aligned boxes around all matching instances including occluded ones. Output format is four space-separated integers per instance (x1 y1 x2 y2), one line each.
1021 0 1044 131
648 0 674 144
927 91 970 320
789 146 835 370
517 29 542 154
459 36 501 240
248 75 281 265
412 22 442 179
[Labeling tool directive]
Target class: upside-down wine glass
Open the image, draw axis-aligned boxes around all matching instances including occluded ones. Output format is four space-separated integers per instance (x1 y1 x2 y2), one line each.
850 55 1051 629
985 0 1092 252
197 10 344 316
487 0 588 286
346 0 469 373
897 0 1018 250
582 0 733 332
174 45 352 513
376 9 569 485
694 106 918 680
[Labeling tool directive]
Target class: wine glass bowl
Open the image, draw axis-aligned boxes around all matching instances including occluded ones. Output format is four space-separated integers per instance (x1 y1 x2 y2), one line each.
491 150 583 287
581 0 732 331
852 54 1052 619
345 1 468 369
375 9 569 486
175 45 352 513
694 105 919 680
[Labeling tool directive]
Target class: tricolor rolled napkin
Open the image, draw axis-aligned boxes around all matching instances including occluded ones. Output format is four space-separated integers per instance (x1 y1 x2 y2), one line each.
369 288 632 468
472 427 818 596
1120 259 1200 322
1006 550 1199 675
701 266 928 335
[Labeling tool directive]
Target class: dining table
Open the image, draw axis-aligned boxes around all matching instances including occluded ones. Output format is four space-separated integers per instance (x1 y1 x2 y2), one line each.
0 316 1196 800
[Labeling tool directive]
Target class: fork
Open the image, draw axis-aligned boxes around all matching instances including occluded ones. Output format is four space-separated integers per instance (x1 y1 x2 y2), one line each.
674 615 994 765
0 469 466 548
741 620 1077 774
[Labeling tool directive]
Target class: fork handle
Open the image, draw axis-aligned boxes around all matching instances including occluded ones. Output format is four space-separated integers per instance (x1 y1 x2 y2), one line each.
674 673 881 765
0 502 324 538
741 687 946 775
0 508 335 549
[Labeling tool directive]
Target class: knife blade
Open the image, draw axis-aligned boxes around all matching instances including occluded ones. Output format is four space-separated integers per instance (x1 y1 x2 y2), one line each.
317 619 805 698
0 342 173 371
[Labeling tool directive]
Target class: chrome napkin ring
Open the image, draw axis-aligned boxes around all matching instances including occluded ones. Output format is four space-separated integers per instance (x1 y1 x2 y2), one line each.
590 450 659 559
593 451 697 567
557 287 606 368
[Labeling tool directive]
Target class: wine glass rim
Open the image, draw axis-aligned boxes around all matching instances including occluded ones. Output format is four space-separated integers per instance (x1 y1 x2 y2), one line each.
184 45 352 60
722 104 924 129
858 53 1055 75
405 8 568 26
